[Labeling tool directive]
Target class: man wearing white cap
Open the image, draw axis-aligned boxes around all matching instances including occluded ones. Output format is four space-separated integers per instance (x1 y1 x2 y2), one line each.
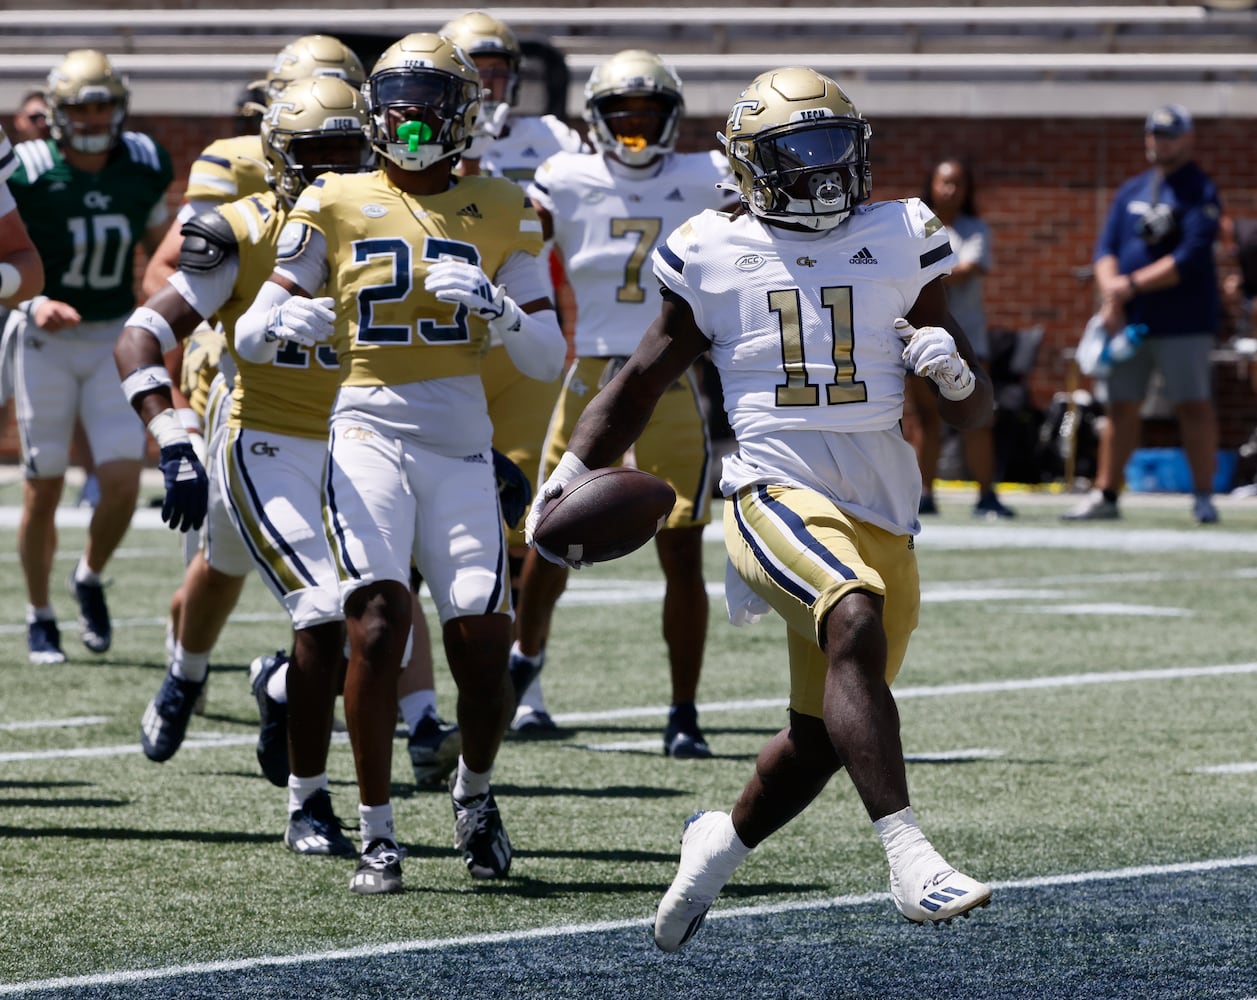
1065 103 1223 525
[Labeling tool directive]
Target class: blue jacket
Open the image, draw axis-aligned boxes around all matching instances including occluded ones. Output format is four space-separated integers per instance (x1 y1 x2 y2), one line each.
1094 161 1221 337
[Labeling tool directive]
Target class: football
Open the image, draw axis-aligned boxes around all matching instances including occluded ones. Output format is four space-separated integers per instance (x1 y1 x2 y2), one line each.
532 467 676 564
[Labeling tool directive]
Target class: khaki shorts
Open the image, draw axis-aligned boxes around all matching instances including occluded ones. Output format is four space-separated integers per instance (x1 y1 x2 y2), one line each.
725 484 920 719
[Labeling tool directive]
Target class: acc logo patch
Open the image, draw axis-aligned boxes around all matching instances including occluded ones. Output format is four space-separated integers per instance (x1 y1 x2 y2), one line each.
362 204 388 218
734 253 766 271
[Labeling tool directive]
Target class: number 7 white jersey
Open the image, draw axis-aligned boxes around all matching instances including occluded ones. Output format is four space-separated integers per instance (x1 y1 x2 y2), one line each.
654 197 954 440
529 149 731 357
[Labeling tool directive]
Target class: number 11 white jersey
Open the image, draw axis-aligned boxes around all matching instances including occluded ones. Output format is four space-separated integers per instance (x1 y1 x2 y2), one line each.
653 197 955 533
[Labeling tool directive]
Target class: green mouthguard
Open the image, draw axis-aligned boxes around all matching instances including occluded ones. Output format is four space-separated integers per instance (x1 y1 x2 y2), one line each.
396 120 433 152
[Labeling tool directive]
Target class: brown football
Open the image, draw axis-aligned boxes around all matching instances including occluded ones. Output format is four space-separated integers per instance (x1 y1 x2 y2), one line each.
532 467 677 564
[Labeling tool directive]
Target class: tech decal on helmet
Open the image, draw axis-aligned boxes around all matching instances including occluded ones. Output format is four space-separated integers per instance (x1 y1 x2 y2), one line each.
364 32 483 172
583 49 684 167
720 67 872 231
46 49 129 155
260 75 372 201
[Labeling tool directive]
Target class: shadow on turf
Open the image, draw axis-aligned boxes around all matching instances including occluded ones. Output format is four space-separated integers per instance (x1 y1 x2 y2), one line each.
0 796 128 809
0 824 277 845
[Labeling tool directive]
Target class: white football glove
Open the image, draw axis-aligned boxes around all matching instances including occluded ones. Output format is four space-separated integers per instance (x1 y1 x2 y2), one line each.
894 318 976 401
264 296 335 348
525 451 592 568
425 259 514 323
465 101 511 159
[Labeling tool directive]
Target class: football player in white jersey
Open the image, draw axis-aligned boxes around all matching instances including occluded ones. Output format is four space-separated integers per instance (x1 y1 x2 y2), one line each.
0 125 44 308
525 68 994 950
517 49 732 752
441 10 586 627
234 33 565 894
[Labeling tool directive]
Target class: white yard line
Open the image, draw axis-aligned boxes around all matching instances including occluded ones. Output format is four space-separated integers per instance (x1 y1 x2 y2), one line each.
3 663 1253 764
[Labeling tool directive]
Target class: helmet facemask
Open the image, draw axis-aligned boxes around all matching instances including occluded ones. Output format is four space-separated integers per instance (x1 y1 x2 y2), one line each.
367 69 481 171
268 133 372 200
725 119 871 231
583 50 685 168
588 93 682 167
54 97 127 154
262 77 372 202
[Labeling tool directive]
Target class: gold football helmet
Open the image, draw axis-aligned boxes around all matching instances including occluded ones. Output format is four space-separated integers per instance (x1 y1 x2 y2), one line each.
363 33 482 172
583 49 683 167
45 49 129 154
720 67 871 231
260 76 372 201
439 11 521 111
256 35 366 105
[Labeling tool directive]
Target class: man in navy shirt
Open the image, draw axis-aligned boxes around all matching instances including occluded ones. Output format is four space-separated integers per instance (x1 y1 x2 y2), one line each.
1065 104 1222 524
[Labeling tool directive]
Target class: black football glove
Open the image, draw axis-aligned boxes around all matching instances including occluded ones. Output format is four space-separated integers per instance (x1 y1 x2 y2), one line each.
158 442 208 533
492 448 533 530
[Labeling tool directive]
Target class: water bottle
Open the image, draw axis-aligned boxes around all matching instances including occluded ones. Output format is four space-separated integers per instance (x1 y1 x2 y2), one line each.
1100 323 1148 366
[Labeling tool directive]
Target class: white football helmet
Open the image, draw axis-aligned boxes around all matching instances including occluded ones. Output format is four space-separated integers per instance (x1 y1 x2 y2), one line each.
256 35 366 105
363 33 482 172
583 49 683 167
260 76 372 202
45 49 129 154
720 67 872 231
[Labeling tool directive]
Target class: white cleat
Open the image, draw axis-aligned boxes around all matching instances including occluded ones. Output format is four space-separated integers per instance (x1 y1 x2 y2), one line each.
654 810 746 952
890 856 992 925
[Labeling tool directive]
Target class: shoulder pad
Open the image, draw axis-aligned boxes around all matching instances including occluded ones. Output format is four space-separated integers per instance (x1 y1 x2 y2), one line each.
178 210 239 273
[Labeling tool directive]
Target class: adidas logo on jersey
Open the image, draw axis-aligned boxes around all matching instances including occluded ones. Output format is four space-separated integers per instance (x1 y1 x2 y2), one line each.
457 203 483 220
665 189 684 201
521 146 539 158
849 247 878 264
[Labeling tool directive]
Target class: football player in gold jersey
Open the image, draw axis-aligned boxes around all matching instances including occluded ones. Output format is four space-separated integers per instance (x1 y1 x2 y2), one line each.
142 36 369 709
526 68 994 950
114 76 375 854
235 33 565 894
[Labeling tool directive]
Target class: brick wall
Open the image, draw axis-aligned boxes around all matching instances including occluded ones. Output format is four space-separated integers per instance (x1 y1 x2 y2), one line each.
5 111 1256 465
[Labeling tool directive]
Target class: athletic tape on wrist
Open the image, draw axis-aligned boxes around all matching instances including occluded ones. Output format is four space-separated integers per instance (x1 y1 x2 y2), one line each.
125 305 179 355
147 408 192 449
121 364 174 404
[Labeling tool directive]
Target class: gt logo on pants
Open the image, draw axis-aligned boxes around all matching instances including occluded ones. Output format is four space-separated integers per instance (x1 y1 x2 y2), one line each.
250 440 279 457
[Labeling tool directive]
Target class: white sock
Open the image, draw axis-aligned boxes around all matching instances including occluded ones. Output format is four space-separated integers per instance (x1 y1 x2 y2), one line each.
287 773 325 815
74 556 101 586
516 675 547 714
399 690 437 734
27 605 55 624
510 640 544 669
170 644 210 683
706 811 752 865
452 758 492 801
266 661 288 703
359 803 395 847
165 619 177 662
873 805 935 873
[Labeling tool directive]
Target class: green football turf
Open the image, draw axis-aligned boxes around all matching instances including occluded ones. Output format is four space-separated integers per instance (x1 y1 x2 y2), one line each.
1 485 1255 995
